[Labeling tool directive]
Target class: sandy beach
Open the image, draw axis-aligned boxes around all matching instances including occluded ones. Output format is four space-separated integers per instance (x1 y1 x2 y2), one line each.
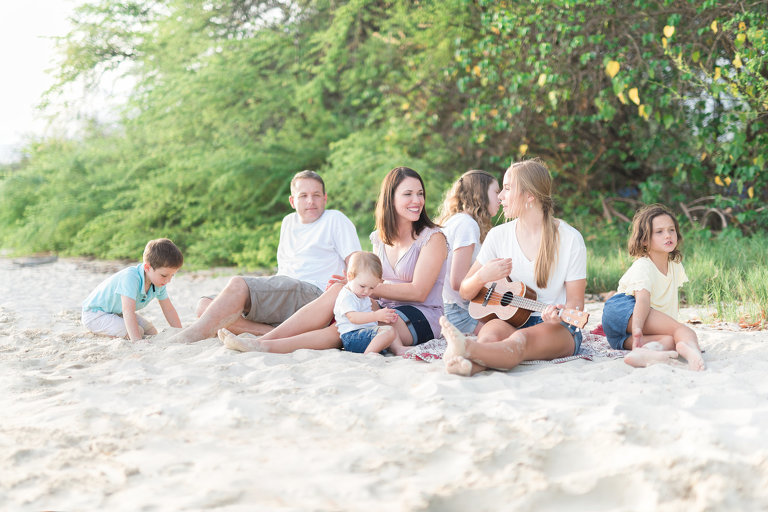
1 256 767 511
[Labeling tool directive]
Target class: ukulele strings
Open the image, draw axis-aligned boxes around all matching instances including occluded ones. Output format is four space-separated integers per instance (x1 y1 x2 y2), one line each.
480 290 544 312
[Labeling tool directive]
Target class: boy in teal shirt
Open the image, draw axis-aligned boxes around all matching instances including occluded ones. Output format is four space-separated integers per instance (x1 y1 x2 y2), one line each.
82 238 184 340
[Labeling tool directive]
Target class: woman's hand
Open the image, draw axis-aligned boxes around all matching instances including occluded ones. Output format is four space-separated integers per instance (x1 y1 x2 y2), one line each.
477 258 513 283
326 273 347 289
375 307 399 324
542 304 563 325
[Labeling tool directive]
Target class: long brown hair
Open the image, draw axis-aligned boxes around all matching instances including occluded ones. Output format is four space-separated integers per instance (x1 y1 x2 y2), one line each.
507 159 558 288
628 204 683 262
375 166 437 245
436 169 498 242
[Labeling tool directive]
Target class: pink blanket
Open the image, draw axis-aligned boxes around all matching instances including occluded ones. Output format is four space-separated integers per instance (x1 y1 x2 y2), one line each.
402 325 626 364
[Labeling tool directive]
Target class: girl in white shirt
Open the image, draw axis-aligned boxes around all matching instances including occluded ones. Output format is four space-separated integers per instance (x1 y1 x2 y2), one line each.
602 204 705 370
436 170 500 334
440 158 588 376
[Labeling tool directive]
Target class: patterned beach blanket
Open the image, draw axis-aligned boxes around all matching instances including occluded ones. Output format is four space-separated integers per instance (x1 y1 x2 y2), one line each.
402 325 626 364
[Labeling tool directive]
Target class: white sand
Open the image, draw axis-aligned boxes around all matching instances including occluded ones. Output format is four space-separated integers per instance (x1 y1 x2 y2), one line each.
2 257 768 511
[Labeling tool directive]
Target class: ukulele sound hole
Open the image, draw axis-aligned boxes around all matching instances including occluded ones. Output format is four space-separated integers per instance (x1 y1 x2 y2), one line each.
500 292 515 307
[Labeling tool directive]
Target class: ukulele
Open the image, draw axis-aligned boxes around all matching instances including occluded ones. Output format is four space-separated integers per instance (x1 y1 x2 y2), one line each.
468 279 589 329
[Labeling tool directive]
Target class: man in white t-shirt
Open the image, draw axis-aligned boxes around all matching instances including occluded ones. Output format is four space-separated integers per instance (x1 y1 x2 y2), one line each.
168 171 361 343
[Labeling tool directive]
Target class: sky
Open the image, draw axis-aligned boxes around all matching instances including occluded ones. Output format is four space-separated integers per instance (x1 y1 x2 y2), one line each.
0 1 79 163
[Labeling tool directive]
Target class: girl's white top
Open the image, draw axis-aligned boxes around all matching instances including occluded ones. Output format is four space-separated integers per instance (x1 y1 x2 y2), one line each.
476 219 587 310
441 213 481 307
617 257 688 319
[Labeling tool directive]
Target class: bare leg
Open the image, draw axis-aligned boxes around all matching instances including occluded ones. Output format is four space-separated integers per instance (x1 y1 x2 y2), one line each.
197 296 274 336
460 321 575 375
639 310 705 371
167 276 251 343
674 325 706 371
219 328 265 352
260 283 342 341
365 326 397 355
259 324 342 353
624 348 679 367
623 323 675 350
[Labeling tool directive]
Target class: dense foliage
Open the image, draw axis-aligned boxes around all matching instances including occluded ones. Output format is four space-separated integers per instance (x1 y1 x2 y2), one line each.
1 0 766 271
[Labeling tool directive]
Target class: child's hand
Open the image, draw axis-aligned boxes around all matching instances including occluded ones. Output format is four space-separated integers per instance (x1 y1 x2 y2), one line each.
326 273 348 289
375 308 399 324
478 258 513 283
631 327 645 349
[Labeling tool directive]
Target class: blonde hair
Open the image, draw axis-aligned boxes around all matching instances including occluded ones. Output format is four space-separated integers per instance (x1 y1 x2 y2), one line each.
436 169 498 242
628 204 683 262
347 251 383 280
507 158 558 288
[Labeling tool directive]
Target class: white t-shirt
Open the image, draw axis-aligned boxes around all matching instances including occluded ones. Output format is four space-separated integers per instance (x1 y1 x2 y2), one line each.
617 257 688 319
476 219 587 309
333 285 378 335
441 213 481 307
277 209 361 291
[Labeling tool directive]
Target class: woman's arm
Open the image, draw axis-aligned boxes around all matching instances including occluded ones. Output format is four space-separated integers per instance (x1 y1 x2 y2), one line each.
374 232 448 303
459 258 514 301
564 278 586 313
449 244 475 291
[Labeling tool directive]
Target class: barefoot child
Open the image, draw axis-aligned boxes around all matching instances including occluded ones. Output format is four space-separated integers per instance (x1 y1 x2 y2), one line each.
81 238 184 340
602 204 705 370
333 252 402 354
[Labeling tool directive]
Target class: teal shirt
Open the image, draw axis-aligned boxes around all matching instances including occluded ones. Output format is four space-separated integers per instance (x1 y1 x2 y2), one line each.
82 263 169 314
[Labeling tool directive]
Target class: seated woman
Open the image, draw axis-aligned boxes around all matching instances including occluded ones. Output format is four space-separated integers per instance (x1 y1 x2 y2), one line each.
436 170 500 335
439 158 587 376
220 166 448 355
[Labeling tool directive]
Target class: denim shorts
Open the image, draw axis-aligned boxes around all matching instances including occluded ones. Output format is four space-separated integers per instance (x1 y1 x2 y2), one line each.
391 305 434 345
518 315 583 356
602 293 634 349
341 327 380 353
443 302 478 334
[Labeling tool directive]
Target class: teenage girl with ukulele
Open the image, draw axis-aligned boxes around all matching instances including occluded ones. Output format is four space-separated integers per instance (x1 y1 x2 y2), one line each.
440 158 588 376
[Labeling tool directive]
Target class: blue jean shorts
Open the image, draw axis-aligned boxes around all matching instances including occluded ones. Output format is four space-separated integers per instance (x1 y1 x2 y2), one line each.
341 327 380 353
518 315 583 356
391 305 434 345
602 293 635 349
443 302 479 334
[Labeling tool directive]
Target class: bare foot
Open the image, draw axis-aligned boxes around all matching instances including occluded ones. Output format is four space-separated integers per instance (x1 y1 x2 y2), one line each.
167 312 244 344
440 316 473 376
218 328 265 352
624 347 679 368
445 355 473 376
440 316 467 360
677 343 706 371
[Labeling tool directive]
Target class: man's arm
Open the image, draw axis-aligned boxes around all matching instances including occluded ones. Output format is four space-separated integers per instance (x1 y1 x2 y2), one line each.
120 296 143 341
159 298 182 328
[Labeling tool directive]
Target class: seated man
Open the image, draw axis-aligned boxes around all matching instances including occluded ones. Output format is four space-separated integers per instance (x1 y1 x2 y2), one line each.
168 170 361 343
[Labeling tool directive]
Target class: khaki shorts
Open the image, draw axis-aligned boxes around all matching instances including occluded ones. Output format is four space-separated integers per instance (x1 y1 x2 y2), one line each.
241 275 323 326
